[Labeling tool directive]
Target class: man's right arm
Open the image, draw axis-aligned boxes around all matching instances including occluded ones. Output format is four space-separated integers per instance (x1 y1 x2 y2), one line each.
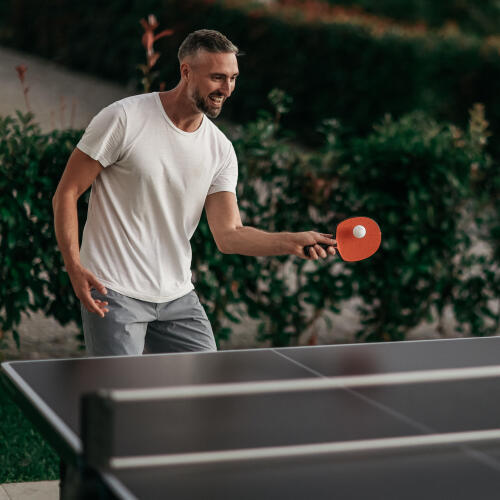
52 148 109 317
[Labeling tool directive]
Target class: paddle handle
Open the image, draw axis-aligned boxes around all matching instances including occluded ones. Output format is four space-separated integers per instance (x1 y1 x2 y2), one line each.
303 243 337 258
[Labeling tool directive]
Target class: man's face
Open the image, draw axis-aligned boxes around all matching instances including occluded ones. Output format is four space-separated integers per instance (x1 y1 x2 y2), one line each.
185 50 239 118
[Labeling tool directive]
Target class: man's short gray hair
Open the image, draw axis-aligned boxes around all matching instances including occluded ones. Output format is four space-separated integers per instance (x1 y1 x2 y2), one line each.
178 29 239 62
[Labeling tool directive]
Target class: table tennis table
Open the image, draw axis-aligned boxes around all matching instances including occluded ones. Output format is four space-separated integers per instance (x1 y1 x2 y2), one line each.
3 336 500 499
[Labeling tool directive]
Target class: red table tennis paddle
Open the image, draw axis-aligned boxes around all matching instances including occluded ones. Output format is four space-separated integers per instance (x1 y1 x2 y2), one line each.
304 216 381 262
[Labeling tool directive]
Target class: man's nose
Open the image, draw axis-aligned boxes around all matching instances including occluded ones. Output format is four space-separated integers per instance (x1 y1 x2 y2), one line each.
220 79 232 96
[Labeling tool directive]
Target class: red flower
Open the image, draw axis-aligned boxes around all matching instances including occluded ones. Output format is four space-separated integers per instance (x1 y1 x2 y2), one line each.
140 14 173 56
15 64 27 84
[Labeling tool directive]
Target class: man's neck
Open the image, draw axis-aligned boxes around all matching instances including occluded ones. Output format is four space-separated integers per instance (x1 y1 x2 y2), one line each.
158 89 204 133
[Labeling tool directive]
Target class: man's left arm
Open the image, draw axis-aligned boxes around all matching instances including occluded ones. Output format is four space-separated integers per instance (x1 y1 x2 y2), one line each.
204 192 336 260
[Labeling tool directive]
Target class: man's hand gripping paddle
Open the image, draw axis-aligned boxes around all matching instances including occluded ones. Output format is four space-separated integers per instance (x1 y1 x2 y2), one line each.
304 217 381 262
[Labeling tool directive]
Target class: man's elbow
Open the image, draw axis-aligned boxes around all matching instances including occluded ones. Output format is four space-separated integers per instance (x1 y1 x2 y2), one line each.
52 193 59 212
217 237 231 254
52 190 77 213
52 190 64 212
216 227 241 254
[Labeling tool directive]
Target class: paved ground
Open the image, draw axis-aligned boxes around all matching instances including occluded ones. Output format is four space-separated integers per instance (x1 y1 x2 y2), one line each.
0 45 130 133
0 481 58 500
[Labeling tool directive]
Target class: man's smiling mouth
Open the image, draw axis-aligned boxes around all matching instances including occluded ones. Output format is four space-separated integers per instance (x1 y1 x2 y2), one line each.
209 95 224 105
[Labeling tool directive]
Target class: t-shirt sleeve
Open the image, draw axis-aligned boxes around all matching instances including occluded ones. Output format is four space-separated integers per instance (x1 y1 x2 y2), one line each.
207 142 238 196
76 101 126 167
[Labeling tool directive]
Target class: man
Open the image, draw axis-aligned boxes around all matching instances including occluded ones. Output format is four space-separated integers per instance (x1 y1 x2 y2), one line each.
52 29 336 357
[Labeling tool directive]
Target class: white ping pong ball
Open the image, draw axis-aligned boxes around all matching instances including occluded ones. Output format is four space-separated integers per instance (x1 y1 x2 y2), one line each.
353 225 366 238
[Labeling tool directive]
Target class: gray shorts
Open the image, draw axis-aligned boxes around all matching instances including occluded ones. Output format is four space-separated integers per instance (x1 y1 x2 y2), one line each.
81 288 216 357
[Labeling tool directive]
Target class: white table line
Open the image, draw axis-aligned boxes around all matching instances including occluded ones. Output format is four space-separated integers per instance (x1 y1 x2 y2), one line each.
109 428 500 469
100 364 500 401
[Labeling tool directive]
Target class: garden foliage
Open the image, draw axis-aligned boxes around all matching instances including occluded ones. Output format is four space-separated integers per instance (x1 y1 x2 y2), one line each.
0 113 85 348
3 0 500 155
0 93 498 348
333 105 498 340
311 0 500 35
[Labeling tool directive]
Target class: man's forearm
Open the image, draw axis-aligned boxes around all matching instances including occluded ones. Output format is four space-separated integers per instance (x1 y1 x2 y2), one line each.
220 226 292 256
52 195 82 271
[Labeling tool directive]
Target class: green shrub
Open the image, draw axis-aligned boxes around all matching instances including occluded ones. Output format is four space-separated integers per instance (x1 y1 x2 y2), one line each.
0 112 85 348
0 380 58 482
0 95 498 350
316 0 500 35
3 0 500 155
331 104 498 340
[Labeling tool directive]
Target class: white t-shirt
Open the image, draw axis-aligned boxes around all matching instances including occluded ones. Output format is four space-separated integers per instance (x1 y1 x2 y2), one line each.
76 92 238 302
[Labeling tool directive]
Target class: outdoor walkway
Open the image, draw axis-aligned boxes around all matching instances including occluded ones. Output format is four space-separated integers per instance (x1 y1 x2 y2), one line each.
0 44 130 132
0 481 58 499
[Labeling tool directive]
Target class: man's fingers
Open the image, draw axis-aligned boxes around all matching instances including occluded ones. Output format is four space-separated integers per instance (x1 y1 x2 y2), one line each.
87 274 107 311
315 244 327 259
81 292 107 317
83 270 107 296
92 281 107 295
319 236 337 246
301 232 338 260
95 299 109 314
318 236 336 259
68 266 109 316
308 247 319 260
303 244 336 260
84 299 105 317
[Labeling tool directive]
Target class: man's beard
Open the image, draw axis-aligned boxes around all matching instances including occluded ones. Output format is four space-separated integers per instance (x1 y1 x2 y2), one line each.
192 89 224 118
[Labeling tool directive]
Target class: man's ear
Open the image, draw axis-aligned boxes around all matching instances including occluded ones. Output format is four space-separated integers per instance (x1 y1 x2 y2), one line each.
180 62 190 82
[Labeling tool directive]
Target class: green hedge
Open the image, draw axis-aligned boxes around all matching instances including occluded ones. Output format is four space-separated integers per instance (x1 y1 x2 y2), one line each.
0 94 498 348
333 105 498 340
0 112 86 348
3 0 500 154
315 0 500 35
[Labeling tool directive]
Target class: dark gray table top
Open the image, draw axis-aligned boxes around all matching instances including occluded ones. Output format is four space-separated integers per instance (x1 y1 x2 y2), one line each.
104 443 500 500
3 336 500 499
4 336 500 440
